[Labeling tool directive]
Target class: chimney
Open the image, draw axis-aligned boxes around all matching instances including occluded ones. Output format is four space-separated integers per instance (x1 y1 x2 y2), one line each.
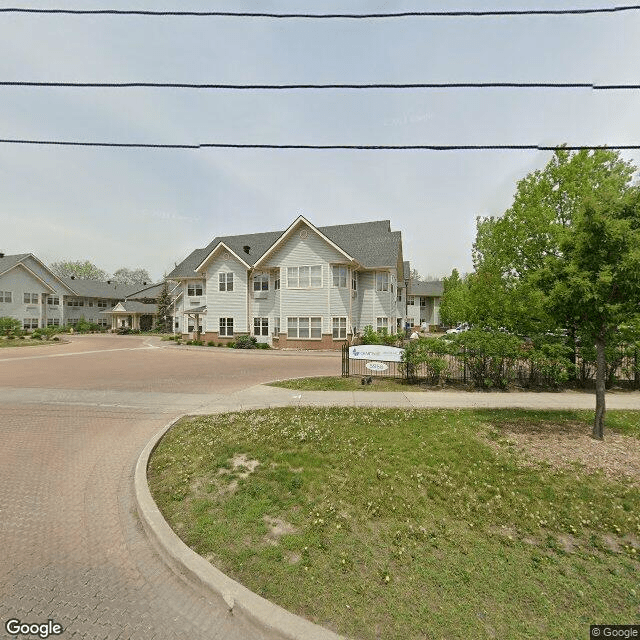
243 245 250 254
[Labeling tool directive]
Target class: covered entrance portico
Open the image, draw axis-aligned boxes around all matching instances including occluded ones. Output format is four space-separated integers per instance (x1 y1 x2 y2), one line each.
105 302 159 331
184 305 206 340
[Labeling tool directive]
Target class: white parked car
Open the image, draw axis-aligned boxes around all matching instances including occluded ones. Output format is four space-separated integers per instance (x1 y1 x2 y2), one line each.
446 323 470 335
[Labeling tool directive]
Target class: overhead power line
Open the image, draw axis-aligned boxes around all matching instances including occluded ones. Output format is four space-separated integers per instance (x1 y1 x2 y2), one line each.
1 5 640 17
2 81 640 90
1 138 639 151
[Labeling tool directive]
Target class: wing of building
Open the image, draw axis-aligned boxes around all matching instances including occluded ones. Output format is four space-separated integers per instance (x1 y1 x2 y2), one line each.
167 215 408 349
0 253 163 330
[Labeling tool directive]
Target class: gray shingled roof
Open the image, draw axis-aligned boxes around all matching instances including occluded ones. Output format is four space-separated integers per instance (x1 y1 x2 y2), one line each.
403 261 411 281
0 253 30 275
104 301 158 314
408 280 444 296
167 219 402 278
60 277 140 299
127 282 164 299
184 305 206 314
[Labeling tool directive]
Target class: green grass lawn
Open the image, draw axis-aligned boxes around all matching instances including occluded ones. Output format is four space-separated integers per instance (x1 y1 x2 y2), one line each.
0 337 56 348
148 409 640 640
269 376 428 392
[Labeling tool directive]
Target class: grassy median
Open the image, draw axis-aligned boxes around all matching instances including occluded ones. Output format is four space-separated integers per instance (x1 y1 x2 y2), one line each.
268 376 425 392
148 408 640 640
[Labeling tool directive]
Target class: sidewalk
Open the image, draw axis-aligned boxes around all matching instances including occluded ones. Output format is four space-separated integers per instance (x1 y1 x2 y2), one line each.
242 384 640 411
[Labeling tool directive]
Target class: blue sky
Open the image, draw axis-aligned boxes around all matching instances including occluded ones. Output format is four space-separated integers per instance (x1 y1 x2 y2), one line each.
1 1 639 281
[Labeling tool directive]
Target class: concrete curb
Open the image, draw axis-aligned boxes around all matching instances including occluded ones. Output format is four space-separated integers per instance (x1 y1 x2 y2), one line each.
135 415 347 640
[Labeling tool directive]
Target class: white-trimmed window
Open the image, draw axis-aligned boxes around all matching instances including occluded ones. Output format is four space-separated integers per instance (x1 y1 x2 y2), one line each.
1 291 11 303
24 293 39 304
274 270 281 290
188 319 203 333
219 273 233 292
352 270 357 291
23 318 38 329
287 265 322 289
67 318 79 326
97 318 108 327
376 317 388 332
47 318 60 327
253 273 269 291
253 317 269 336
67 298 84 307
273 316 280 335
219 317 234 336
332 317 347 339
420 296 427 307
187 284 203 296
332 266 348 288
288 316 322 339
97 300 108 308
47 296 59 306
376 272 389 292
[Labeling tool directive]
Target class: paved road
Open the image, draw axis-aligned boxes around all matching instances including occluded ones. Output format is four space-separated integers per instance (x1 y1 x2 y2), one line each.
0 335 338 640
2 335 639 640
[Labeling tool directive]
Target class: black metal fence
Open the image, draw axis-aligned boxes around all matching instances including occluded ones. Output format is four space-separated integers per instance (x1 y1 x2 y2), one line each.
342 344 640 389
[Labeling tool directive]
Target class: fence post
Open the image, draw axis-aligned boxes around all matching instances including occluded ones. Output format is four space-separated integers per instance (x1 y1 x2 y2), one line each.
635 348 639 390
342 344 349 378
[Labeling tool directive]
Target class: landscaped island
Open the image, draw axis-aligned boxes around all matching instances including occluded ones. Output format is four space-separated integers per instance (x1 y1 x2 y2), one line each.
148 408 639 640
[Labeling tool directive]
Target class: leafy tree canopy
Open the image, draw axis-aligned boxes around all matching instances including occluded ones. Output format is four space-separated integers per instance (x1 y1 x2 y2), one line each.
473 148 635 279
50 260 109 281
469 148 640 438
111 267 152 286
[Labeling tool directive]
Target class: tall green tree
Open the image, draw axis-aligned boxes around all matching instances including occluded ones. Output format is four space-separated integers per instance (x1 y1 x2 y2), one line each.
50 260 108 281
541 191 640 438
156 281 172 332
440 269 469 326
472 148 639 438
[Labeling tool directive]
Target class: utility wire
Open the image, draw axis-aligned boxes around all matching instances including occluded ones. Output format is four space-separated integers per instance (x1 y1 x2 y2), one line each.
2 81 640 90
1 6 639 17
1 138 639 151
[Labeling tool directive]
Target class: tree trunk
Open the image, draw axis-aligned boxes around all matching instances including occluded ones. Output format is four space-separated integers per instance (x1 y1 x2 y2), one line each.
593 334 606 440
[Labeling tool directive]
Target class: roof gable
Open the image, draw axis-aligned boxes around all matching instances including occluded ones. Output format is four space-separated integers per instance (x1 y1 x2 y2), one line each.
254 216 354 268
195 241 251 273
0 253 30 277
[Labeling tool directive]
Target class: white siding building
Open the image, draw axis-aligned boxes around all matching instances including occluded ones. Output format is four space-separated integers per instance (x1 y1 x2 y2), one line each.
0 253 165 330
167 216 407 349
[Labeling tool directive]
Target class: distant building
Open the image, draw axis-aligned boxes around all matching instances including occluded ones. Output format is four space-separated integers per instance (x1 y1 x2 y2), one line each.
0 253 172 330
403 261 444 329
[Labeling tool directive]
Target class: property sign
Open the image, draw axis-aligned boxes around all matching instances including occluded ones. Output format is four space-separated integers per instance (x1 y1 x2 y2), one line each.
365 361 389 371
349 345 404 363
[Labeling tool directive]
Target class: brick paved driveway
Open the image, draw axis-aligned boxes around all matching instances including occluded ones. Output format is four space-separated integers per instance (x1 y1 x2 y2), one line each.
0 335 338 640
